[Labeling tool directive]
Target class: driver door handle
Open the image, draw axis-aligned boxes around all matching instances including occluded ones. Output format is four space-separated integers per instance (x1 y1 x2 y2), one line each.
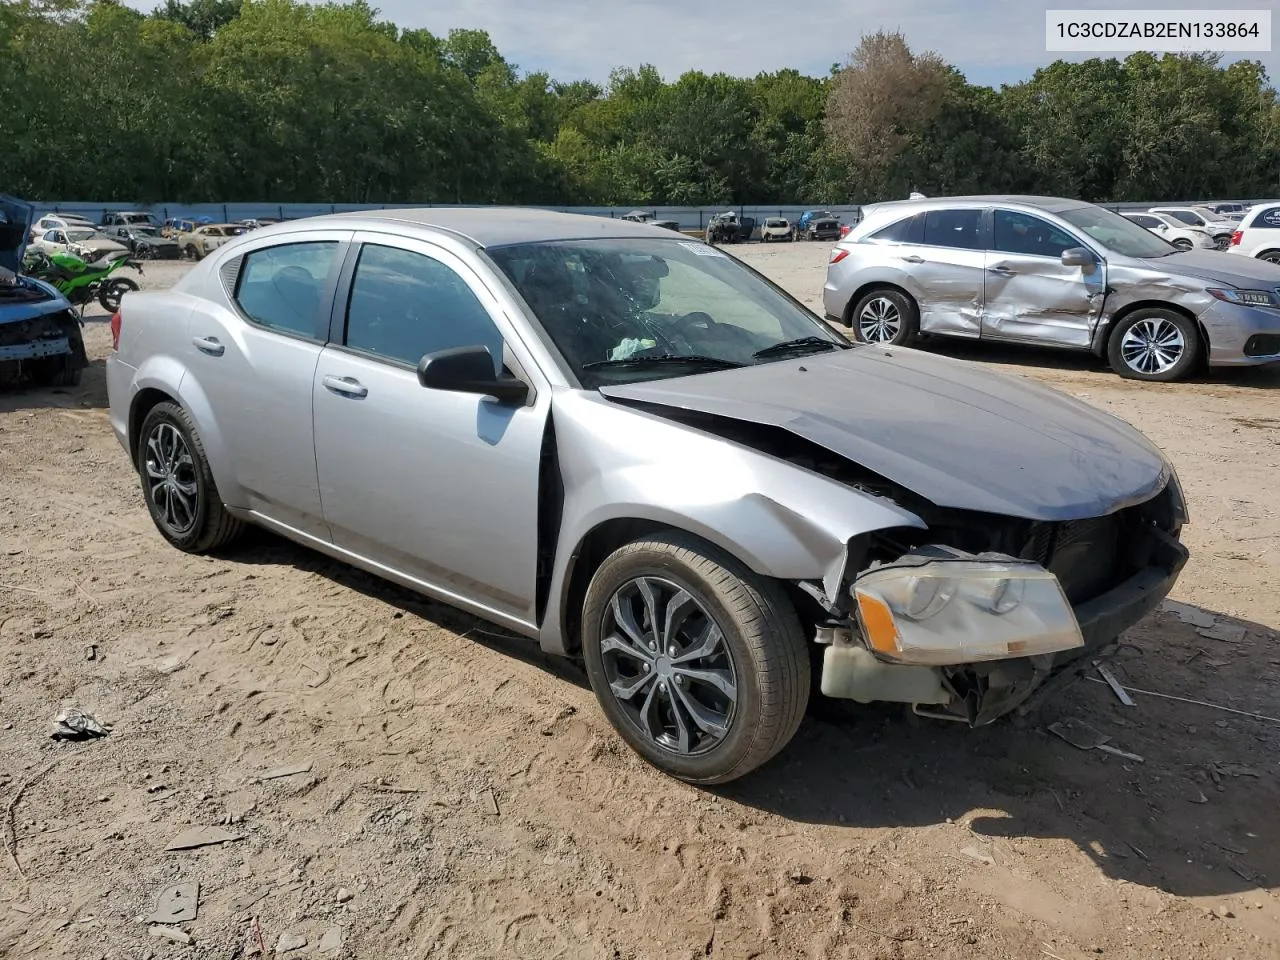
322 375 368 399
192 336 225 356
988 263 1017 275
899 254 925 264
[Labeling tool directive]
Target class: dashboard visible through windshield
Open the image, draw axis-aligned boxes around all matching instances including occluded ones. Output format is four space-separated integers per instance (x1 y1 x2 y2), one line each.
485 237 849 386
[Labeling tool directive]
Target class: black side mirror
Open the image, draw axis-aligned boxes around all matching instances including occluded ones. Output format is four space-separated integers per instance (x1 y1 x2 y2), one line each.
417 344 528 404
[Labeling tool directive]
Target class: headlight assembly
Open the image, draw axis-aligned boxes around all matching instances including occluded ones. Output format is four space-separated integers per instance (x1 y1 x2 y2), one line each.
852 555 1084 666
1207 288 1278 308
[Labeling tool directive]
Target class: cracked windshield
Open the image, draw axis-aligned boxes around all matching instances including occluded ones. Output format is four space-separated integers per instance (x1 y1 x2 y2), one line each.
487 238 848 384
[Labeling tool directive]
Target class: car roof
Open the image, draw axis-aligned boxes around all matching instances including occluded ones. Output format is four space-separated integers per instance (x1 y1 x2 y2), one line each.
862 195 1092 216
302 207 693 247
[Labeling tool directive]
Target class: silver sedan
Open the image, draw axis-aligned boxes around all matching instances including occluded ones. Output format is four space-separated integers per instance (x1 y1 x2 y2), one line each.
107 208 1189 782
823 195 1280 381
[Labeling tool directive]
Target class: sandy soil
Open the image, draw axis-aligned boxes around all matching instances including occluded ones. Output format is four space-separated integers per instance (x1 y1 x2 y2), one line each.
1 246 1278 960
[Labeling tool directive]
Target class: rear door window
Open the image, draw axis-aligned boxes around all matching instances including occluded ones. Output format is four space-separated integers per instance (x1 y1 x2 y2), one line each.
923 209 982 250
233 241 339 339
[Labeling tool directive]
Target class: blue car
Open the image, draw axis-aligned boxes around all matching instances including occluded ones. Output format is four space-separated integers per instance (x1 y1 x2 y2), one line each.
1 194 88 387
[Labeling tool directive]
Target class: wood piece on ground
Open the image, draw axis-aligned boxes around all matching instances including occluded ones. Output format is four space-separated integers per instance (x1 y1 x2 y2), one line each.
164 825 242 851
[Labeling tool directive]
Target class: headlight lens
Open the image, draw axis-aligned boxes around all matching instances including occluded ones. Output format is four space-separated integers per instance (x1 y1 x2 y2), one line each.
1207 288 1278 308
852 557 1084 665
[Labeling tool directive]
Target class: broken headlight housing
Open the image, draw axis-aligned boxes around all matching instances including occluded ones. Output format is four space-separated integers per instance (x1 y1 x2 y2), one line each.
851 550 1084 666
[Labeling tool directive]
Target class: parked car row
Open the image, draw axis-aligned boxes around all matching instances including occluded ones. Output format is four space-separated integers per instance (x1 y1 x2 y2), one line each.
30 210 281 261
823 194 1280 383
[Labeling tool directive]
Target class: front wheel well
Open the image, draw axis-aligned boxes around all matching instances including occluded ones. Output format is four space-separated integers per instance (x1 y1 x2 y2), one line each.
558 519 810 657
128 387 179 461
842 281 917 326
1097 301 1209 368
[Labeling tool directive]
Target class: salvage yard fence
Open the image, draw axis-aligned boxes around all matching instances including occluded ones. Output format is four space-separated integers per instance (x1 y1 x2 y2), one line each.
31 200 1268 231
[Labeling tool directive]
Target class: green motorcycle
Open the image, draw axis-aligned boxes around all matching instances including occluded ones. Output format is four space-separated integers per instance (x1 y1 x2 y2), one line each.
21 248 142 312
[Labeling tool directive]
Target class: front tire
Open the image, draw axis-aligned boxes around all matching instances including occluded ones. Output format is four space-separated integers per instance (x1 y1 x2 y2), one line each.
1107 308 1201 382
136 401 244 552
849 287 919 345
1172 238 1193 251
581 531 810 785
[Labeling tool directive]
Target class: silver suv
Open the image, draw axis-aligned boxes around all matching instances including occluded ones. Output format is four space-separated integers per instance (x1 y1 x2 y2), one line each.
823 195 1280 381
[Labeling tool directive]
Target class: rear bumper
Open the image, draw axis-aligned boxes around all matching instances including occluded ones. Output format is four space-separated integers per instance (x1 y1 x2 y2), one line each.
105 354 136 455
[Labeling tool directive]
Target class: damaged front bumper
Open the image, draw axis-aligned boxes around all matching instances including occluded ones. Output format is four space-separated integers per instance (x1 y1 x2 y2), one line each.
818 526 1188 726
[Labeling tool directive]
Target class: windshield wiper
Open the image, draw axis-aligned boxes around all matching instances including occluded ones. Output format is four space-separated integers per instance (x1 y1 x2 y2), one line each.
751 336 844 361
582 354 743 371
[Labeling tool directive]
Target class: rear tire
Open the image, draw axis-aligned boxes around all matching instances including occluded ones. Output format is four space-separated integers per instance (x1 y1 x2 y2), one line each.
849 287 919 346
581 531 810 784
1259 249 1280 264
136 401 244 553
1107 308 1200 382
98 277 138 312
1172 238 1193 251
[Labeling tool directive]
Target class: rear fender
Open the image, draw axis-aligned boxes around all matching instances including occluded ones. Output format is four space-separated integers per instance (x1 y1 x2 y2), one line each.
130 354 246 509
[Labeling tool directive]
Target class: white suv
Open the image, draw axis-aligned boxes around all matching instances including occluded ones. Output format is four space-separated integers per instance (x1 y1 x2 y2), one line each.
1121 212 1215 251
1147 206 1238 248
1226 202 1280 264
760 217 793 242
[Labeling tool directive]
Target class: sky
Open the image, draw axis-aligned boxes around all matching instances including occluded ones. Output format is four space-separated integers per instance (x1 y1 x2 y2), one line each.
122 0 1278 87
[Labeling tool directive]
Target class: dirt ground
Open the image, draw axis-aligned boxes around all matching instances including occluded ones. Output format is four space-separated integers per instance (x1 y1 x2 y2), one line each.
1 243 1278 960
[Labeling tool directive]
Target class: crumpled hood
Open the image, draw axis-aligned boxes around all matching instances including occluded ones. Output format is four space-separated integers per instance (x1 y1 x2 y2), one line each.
0 194 33 274
599 346 1171 521
1144 249 1280 288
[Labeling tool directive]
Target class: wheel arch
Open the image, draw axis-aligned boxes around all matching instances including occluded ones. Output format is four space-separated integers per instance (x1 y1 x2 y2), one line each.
551 516 819 661
1092 299 1209 366
842 280 919 326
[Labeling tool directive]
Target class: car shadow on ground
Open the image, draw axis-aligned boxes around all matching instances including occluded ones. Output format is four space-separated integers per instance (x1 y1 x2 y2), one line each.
913 336 1280 388
0 357 108 411
218 527 1277 902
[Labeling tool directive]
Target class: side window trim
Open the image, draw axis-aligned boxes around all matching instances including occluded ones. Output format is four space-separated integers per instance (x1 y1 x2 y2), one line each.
227 237 350 343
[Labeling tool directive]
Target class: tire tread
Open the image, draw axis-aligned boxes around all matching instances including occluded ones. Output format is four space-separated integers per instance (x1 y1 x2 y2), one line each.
585 530 809 784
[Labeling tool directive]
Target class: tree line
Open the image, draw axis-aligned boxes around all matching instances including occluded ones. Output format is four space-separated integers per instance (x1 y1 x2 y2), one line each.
2 0 1277 206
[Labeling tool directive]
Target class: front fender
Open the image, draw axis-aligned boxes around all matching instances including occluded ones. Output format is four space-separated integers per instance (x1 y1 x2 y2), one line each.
536 392 927 655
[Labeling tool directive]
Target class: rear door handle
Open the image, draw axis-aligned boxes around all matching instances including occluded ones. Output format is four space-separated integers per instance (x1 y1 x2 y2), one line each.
192 336 225 356
322 375 368 399
899 254 925 264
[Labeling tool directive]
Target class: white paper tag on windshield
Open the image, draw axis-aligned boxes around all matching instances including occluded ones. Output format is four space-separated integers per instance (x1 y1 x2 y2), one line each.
680 241 726 257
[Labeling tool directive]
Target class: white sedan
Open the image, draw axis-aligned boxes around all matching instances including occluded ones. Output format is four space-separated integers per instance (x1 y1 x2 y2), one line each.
1120 212 1215 251
29 226 128 262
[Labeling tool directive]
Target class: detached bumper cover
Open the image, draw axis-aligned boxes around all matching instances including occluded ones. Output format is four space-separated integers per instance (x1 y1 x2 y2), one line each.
953 527 1188 725
820 526 1188 725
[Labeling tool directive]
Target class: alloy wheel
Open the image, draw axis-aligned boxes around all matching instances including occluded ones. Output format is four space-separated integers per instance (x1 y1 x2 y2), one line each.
1120 317 1185 376
144 422 199 536
599 576 738 756
858 297 902 342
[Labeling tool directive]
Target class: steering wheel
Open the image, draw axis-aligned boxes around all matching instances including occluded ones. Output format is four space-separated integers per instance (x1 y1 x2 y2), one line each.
673 311 719 336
